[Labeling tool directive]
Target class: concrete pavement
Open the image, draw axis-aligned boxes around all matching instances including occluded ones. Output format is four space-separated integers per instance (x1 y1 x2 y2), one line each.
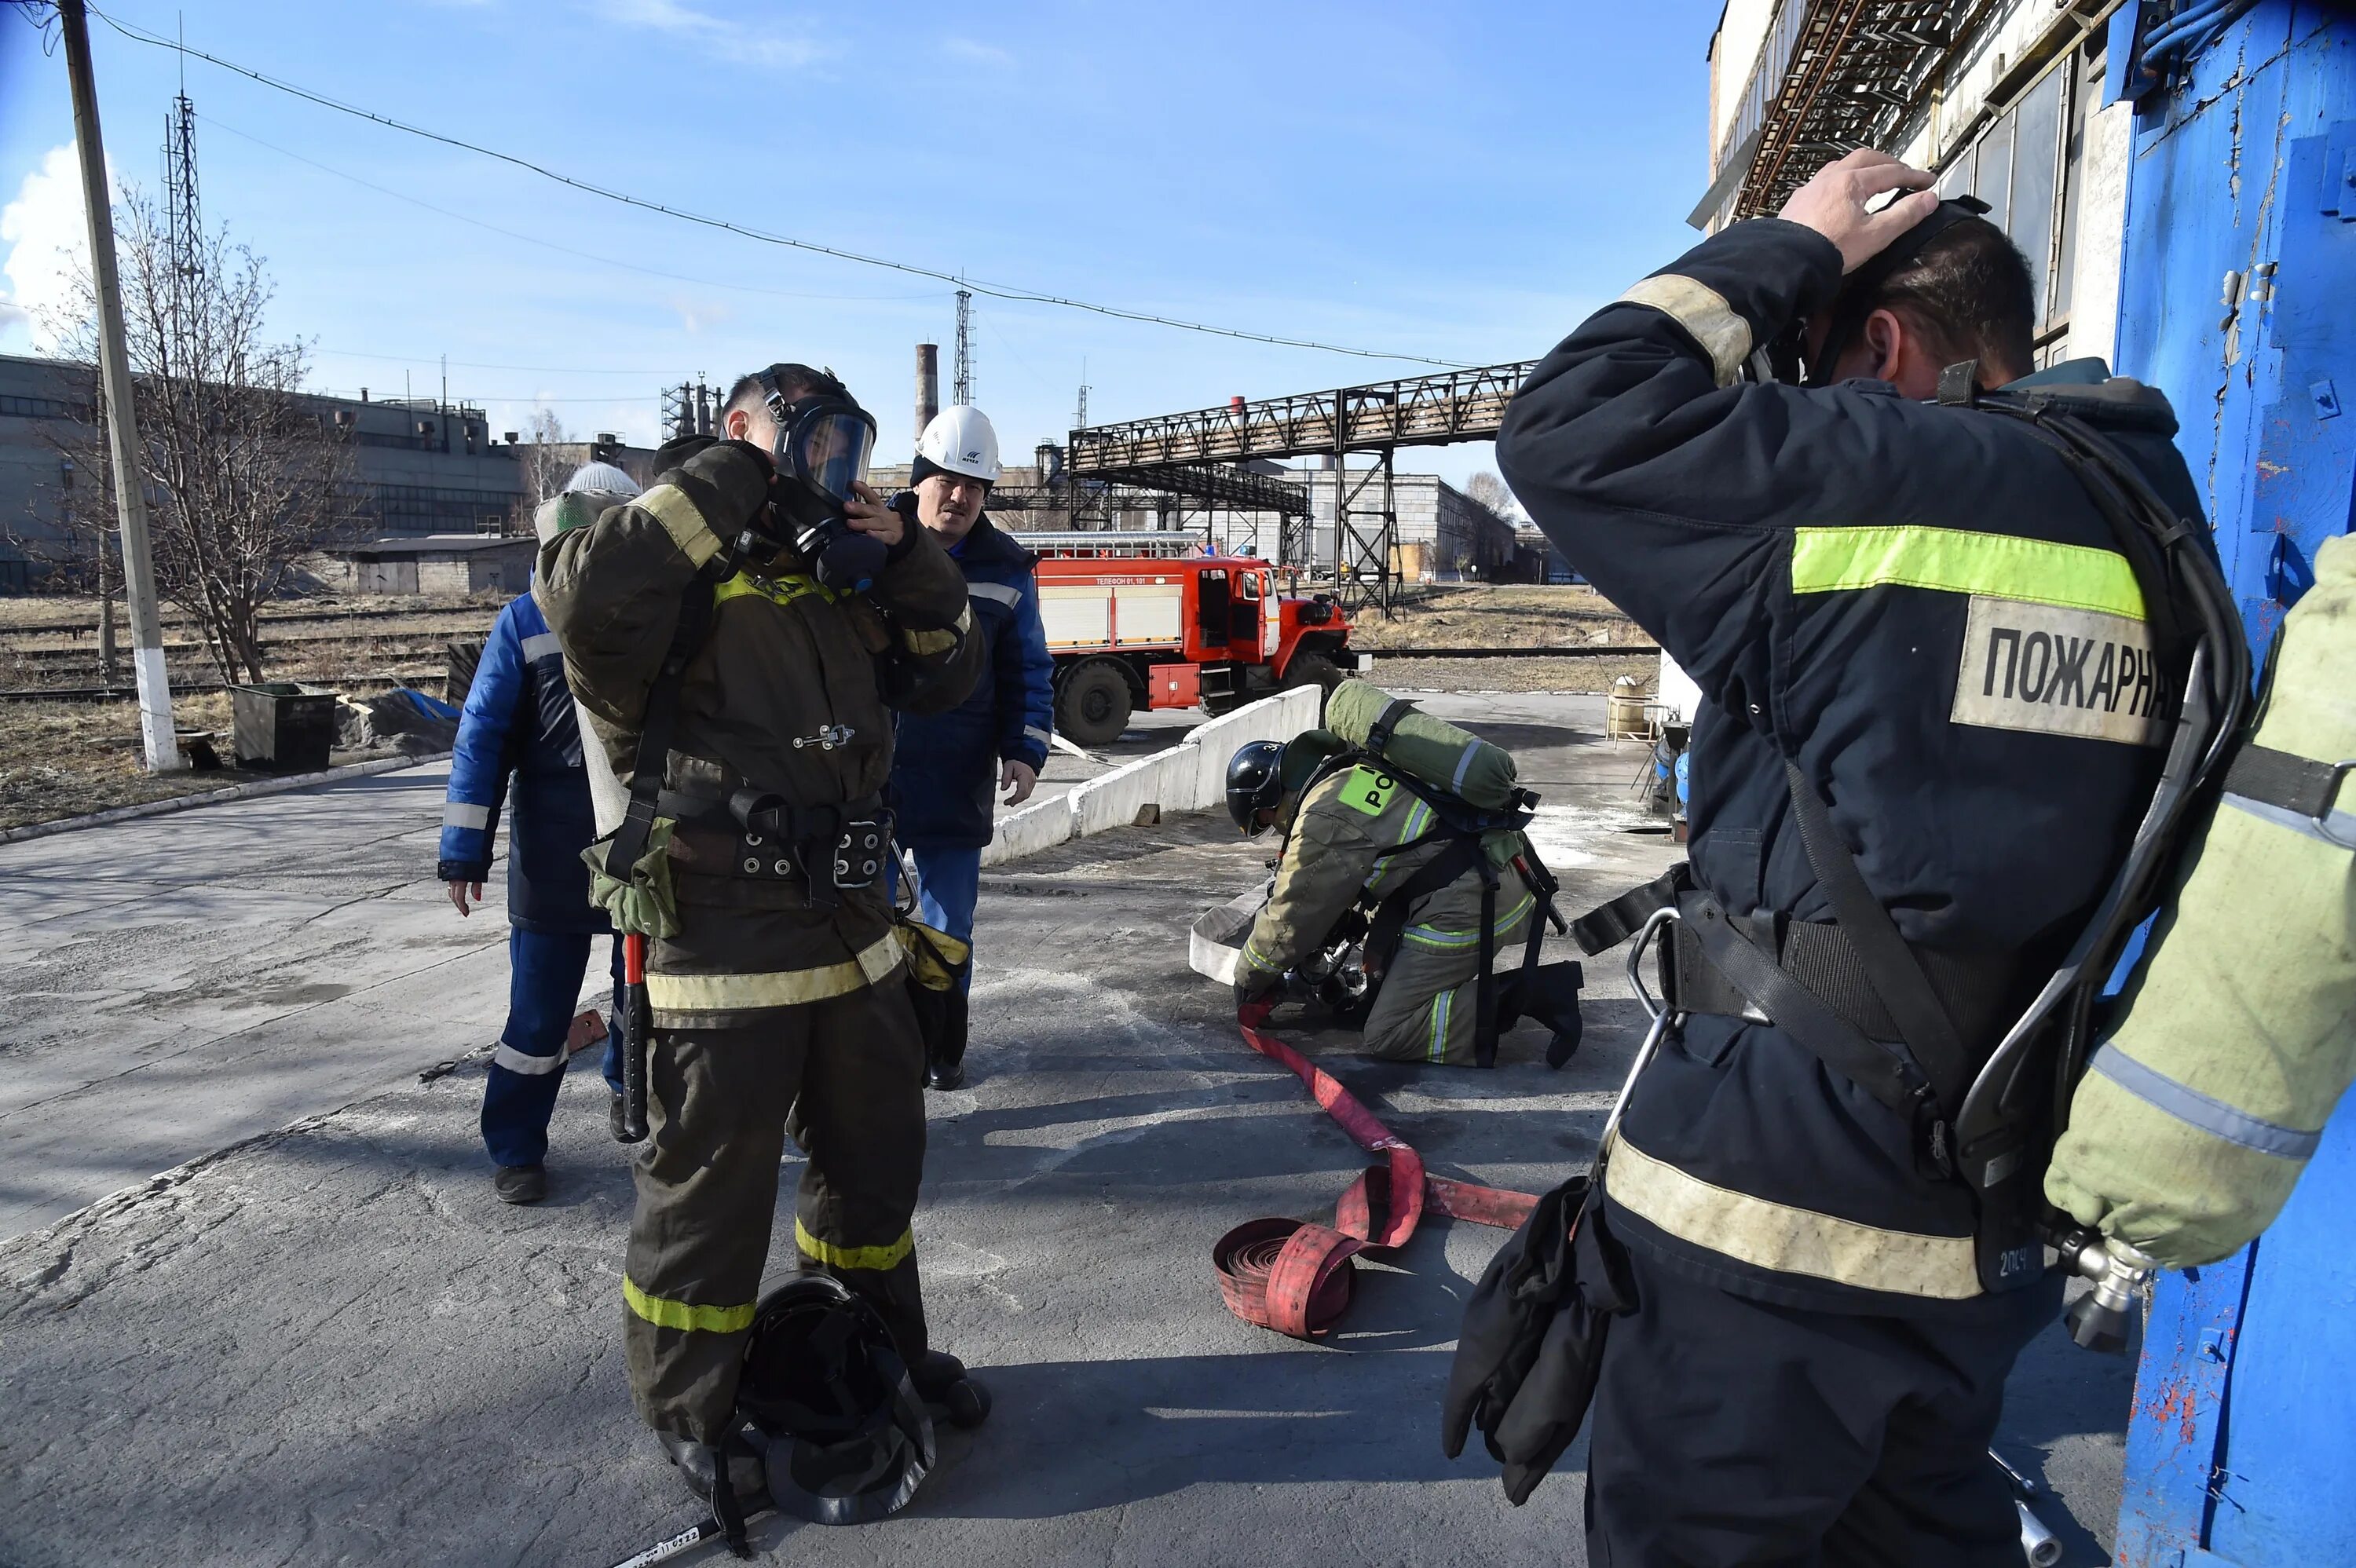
0 694 2137 1566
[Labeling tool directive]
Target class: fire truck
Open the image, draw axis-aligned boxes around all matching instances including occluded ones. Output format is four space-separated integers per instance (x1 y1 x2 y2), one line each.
1008 532 1352 746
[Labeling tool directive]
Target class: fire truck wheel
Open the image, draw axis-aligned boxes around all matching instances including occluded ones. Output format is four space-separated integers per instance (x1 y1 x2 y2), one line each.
1281 652 1343 694
1057 660 1133 747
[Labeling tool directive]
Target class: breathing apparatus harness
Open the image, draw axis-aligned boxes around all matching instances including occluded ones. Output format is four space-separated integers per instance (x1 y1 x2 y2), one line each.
1281 700 1579 1068
1569 360 2249 1332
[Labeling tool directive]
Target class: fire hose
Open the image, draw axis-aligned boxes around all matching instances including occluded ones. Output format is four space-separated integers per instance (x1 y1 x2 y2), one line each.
1211 1000 1540 1339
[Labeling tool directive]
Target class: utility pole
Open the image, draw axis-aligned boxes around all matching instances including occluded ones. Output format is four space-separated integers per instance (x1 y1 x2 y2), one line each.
60 0 179 770
952 288 972 406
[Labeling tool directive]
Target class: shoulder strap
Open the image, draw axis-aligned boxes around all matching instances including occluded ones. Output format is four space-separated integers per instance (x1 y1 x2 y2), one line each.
1782 760 1970 1120
1365 699 1414 760
602 576 720 879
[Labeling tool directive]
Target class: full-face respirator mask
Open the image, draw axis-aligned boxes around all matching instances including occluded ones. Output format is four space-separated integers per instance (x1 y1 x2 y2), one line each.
748 364 885 594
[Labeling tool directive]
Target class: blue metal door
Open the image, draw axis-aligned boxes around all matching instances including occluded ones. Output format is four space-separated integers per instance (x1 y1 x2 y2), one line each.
2109 5 2356 1563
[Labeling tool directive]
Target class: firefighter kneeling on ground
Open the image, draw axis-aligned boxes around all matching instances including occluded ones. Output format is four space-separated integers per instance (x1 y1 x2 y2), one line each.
1222 680 1583 1068
537 364 987 1533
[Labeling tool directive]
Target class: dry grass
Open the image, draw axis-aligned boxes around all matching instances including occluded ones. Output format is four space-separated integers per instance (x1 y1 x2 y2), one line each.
1348 583 1652 652
1366 652 1659 696
0 691 412 832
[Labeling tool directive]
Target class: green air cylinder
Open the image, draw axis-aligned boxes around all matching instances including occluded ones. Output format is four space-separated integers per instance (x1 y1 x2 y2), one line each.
1324 678 1520 810
2045 533 2356 1269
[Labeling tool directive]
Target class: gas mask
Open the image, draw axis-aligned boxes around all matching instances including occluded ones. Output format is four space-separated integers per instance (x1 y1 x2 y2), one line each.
752 364 884 594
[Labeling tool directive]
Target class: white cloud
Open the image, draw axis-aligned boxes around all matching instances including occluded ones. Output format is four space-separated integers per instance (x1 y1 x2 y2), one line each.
0 145 93 353
595 0 832 68
942 36 1015 68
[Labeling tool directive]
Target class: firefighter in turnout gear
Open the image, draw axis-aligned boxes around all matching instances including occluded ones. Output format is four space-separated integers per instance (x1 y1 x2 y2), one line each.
536 364 985 1505
1494 151 2219 1564
1227 686 1581 1068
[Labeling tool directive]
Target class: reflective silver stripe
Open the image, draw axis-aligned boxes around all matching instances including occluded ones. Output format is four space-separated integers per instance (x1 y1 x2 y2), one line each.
492 1042 566 1076
520 632 562 662
1617 273 1754 387
636 484 723 567
968 582 1022 606
1606 1135 1983 1299
2224 791 2356 849
1449 740 1479 794
444 802 491 830
2090 1045 2323 1160
1023 725 1053 747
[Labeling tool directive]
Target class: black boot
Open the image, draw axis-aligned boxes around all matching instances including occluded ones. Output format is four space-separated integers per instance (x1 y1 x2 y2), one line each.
925 989 970 1091
909 1348 992 1428
659 1428 766 1508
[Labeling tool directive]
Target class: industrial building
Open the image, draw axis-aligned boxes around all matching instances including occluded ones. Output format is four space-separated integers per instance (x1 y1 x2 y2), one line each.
0 351 528 589
1699 1 2130 364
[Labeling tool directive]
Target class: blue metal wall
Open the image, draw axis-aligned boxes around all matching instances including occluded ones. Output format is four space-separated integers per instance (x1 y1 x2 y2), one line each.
2108 5 2356 1563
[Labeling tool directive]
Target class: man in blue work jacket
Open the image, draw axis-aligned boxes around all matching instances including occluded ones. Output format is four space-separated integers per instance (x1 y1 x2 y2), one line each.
1494 150 2211 1563
889 406 1054 1091
440 462 638 1204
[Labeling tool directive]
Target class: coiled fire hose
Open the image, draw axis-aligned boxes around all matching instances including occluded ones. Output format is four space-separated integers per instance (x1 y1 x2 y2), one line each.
1212 1000 1540 1339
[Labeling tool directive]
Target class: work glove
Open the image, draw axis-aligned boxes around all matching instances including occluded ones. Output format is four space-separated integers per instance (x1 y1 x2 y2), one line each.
1234 968 1281 1011
583 817 682 939
1441 1171 1634 1504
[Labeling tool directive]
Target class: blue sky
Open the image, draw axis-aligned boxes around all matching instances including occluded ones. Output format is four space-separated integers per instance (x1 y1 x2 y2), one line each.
0 0 1723 489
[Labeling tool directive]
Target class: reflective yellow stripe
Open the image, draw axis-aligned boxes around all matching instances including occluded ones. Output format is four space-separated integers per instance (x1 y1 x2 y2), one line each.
646 932 904 1012
635 484 723 568
1618 273 1754 386
1791 525 2146 620
796 1220 913 1272
900 605 972 655
712 570 840 610
1606 1135 1982 1299
1401 891 1536 949
1427 986 1452 1064
623 1274 755 1334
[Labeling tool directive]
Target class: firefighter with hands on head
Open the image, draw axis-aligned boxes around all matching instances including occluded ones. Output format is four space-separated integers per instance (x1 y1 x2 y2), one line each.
887 405 1055 1091
535 364 986 1527
438 460 638 1205
1485 149 2220 1565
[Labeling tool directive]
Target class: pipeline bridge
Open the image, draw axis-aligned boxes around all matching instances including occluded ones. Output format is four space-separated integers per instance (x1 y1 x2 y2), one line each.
1052 360 1538 612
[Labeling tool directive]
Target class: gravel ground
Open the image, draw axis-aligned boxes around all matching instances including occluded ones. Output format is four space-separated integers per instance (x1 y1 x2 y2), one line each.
1352 584 1652 652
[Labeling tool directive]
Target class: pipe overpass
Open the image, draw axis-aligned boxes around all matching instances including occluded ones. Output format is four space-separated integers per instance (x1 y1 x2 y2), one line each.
1062 360 1537 610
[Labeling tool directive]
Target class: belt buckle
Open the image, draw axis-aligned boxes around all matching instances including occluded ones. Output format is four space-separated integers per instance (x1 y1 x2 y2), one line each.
830 813 891 891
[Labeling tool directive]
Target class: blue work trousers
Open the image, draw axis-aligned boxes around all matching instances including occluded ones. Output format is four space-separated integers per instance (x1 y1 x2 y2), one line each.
902 844 981 992
481 927 625 1168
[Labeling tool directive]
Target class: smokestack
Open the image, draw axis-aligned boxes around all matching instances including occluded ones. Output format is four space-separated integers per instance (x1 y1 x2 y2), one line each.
916 343 940 442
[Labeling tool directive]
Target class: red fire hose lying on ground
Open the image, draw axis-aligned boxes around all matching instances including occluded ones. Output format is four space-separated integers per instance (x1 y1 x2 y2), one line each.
1212 1000 1540 1339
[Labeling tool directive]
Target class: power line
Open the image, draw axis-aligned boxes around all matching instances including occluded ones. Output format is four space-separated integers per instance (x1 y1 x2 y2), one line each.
199 111 950 308
90 5 1471 371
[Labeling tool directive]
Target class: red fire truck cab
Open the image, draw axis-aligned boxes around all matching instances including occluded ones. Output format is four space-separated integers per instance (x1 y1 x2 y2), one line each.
1011 533 1352 747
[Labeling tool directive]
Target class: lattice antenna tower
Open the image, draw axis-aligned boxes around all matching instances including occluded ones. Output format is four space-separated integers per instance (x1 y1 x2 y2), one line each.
162 85 203 375
952 287 973 405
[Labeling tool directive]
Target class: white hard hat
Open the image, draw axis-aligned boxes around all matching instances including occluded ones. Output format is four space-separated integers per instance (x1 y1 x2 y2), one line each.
916 406 1001 484
564 460 642 498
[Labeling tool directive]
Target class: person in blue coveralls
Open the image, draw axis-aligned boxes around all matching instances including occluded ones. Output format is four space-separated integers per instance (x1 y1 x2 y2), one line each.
888 406 1054 1091
439 461 639 1203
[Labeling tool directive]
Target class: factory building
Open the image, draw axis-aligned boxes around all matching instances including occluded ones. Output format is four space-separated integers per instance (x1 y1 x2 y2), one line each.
0 352 528 590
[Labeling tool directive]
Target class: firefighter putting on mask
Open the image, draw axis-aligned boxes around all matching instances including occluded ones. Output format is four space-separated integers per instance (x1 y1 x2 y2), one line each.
1198 680 1584 1069
538 364 990 1544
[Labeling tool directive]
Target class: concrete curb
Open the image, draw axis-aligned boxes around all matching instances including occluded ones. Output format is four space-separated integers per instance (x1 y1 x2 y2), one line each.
0 751 452 846
981 687 1322 867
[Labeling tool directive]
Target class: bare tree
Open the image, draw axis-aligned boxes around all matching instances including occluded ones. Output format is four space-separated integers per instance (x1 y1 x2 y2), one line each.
509 407 572 532
1465 471 1522 523
49 193 349 684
